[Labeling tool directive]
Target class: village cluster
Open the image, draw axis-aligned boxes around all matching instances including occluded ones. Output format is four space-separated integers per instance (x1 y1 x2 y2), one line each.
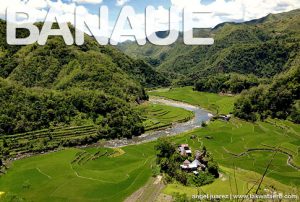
178 144 207 175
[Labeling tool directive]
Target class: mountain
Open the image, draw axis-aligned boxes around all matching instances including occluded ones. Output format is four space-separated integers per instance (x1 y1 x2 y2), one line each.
0 20 169 136
119 9 300 84
0 20 169 100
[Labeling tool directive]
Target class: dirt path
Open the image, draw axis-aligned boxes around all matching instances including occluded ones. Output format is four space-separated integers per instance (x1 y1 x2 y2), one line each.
70 164 113 183
124 176 165 202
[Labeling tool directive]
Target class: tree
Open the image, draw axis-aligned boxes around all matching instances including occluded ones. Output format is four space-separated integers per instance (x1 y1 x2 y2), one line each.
155 138 176 159
207 161 219 178
174 170 188 185
290 104 300 124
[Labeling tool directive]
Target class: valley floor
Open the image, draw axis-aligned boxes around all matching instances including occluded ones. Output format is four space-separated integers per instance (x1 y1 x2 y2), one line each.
1 87 299 201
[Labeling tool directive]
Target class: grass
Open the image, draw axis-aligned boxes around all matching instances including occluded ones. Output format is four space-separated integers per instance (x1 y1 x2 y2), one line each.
163 166 297 197
139 102 194 131
0 143 156 202
148 87 235 114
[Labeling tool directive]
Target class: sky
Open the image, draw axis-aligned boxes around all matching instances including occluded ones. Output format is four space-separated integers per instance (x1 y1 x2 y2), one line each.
1 0 300 43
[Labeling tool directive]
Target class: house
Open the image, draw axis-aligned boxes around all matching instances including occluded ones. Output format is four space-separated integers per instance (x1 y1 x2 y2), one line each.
180 154 208 172
189 159 201 170
180 159 206 171
178 144 192 156
183 160 191 166
180 160 191 169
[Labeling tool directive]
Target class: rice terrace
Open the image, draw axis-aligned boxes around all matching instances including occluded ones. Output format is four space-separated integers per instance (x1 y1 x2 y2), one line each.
1 87 300 201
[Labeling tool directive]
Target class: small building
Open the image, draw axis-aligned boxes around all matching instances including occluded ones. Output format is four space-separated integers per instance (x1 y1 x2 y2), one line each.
178 144 192 156
183 160 191 166
181 159 206 172
180 160 191 170
189 159 201 170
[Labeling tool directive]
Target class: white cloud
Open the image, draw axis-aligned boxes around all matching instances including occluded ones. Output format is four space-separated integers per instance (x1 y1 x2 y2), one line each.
170 0 300 27
73 0 103 4
1 0 111 37
0 0 49 21
116 0 130 6
25 0 49 9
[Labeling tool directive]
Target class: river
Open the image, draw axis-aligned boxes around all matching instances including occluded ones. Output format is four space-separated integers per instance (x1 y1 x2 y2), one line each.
104 97 212 147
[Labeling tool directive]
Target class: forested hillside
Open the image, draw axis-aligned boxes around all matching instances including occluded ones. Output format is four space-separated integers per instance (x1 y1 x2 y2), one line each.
0 20 169 137
119 9 300 84
0 78 143 137
0 20 169 99
233 53 300 123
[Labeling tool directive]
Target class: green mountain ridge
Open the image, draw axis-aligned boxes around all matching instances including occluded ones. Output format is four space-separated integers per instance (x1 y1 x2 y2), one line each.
119 9 300 83
0 20 170 100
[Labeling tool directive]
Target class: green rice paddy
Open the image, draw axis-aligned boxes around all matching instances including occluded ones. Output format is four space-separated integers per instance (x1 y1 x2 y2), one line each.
139 103 194 131
0 144 156 202
149 87 235 114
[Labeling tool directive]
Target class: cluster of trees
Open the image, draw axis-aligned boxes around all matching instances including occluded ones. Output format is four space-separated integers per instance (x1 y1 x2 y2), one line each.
0 78 143 137
234 65 300 123
195 73 261 94
155 138 219 187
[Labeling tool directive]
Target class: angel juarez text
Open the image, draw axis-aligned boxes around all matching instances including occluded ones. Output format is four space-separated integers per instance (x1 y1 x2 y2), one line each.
6 6 214 46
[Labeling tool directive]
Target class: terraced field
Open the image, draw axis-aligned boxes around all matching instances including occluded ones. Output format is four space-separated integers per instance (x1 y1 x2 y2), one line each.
150 87 300 197
168 119 300 184
0 102 193 159
1 88 299 201
0 125 98 157
0 143 156 202
0 102 194 201
139 103 194 131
